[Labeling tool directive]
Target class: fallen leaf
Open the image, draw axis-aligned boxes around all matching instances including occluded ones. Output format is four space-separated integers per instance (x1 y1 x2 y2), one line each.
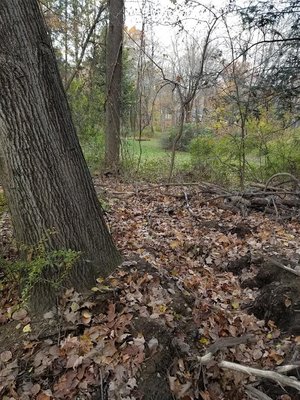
199 337 210 345
284 297 292 308
0 351 12 363
81 310 92 325
12 308 27 321
43 311 54 319
22 324 31 333
170 240 181 249
253 349 263 360
30 383 41 396
66 355 83 370
200 391 211 400
231 300 240 310
148 338 158 354
37 390 52 400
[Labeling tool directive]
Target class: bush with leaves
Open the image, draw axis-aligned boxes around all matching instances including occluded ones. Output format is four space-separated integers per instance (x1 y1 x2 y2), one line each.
189 136 234 184
258 133 300 179
160 124 213 152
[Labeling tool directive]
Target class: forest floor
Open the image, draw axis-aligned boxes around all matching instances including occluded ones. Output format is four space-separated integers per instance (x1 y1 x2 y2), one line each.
1 178 300 399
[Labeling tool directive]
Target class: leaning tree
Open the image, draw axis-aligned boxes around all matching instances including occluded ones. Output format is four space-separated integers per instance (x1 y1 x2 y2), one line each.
0 0 121 311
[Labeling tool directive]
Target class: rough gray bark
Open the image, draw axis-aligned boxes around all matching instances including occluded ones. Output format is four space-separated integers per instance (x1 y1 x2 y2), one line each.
0 0 121 311
105 0 124 172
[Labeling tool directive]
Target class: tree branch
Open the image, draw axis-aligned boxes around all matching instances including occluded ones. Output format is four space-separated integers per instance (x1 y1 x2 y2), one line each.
65 4 106 91
219 360 300 391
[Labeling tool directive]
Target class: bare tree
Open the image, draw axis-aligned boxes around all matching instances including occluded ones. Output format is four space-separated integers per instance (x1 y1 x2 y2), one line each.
105 0 124 172
167 12 222 182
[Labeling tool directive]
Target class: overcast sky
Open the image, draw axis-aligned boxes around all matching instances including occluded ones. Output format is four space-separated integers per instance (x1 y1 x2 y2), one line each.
125 0 232 52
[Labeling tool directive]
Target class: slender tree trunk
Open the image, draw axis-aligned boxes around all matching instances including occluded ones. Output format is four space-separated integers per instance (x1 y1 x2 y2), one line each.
105 0 124 172
168 102 185 183
184 101 193 123
64 0 69 84
0 0 121 311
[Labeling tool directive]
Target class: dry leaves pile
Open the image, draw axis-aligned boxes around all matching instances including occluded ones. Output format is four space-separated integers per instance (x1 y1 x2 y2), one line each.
1 178 300 399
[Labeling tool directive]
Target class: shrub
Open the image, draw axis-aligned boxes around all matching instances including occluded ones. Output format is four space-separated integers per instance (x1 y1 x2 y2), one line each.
189 136 233 184
160 124 213 152
189 136 216 162
263 136 300 178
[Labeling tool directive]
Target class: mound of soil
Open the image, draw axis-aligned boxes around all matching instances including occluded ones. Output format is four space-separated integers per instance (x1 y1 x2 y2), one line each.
243 257 300 335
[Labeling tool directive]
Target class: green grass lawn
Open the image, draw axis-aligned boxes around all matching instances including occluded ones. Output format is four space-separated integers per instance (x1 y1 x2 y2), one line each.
123 137 190 166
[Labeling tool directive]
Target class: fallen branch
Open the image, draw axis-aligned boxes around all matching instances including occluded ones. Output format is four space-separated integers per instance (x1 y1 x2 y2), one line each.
265 173 300 192
250 182 283 191
198 334 255 365
264 257 300 278
245 385 273 400
219 360 300 391
276 364 300 373
110 191 135 198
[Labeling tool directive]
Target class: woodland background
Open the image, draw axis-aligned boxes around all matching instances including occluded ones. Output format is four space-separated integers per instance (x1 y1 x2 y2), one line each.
43 0 300 186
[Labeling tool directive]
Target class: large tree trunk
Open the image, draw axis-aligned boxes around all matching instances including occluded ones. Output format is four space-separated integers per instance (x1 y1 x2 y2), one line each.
105 0 124 172
0 0 121 311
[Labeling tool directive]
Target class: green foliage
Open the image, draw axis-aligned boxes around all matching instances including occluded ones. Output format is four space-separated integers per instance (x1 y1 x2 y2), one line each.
3 242 80 302
189 136 233 184
0 191 8 216
189 136 216 161
189 120 300 186
244 114 300 181
261 135 300 179
81 131 105 172
131 126 156 139
160 124 213 152
66 37 136 173
98 196 110 212
68 78 104 132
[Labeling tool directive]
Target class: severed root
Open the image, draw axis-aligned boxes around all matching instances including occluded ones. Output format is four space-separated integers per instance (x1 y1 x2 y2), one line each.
197 334 255 365
219 360 300 391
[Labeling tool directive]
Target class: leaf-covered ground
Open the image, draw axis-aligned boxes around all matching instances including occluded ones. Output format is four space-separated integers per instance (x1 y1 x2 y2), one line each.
1 179 300 399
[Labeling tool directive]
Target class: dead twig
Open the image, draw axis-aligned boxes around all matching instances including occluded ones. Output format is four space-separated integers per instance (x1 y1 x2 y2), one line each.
271 196 279 220
183 191 199 219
